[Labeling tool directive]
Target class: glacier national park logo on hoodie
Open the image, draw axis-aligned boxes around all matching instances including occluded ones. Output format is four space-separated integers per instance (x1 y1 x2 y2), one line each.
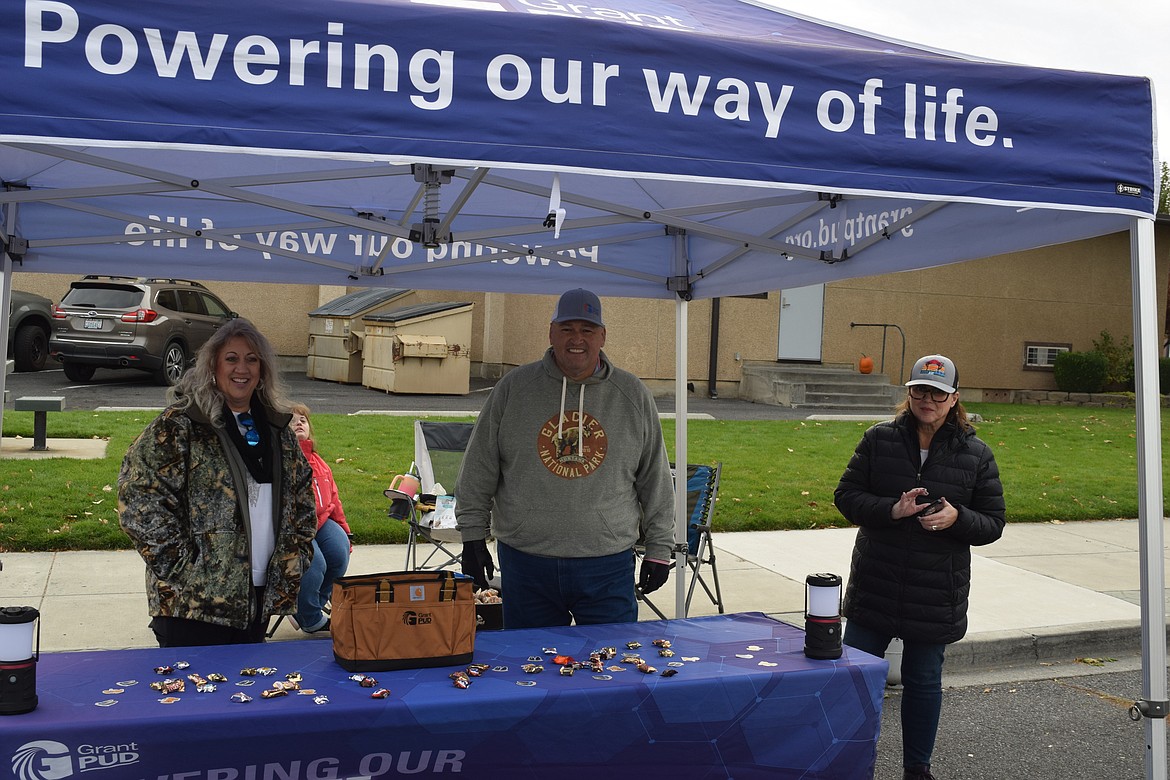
537 410 608 478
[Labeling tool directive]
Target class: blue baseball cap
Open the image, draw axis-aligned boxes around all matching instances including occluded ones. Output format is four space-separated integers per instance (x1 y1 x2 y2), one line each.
551 288 604 327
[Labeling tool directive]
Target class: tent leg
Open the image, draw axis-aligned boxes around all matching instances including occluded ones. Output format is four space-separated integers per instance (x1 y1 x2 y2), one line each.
1129 216 1166 780
673 295 689 620
0 201 16 448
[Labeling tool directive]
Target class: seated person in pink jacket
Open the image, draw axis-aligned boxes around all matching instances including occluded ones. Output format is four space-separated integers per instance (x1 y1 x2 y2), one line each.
290 403 352 634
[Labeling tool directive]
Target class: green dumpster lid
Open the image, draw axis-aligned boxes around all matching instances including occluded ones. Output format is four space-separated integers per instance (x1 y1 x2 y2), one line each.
364 301 472 324
309 288 411 317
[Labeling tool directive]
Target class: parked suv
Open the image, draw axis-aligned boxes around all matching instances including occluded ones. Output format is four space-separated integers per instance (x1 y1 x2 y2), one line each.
9 289 54 372
50 276 237 385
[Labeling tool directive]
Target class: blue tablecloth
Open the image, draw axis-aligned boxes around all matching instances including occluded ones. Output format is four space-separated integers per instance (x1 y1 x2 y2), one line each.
3 612 886 779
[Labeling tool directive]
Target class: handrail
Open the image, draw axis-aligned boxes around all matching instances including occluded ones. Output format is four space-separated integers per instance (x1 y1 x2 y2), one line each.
849 322 907 384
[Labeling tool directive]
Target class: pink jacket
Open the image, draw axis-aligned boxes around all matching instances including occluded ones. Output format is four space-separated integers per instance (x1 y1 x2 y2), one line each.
299 439 351 536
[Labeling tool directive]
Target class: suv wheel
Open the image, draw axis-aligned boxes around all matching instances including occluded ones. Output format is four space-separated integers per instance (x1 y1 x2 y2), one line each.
155 341 187 386
63 362 97 382
13 324 48 372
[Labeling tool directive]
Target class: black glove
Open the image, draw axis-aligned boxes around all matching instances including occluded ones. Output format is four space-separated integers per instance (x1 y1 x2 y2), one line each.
637 559 671 595
461 539 495 590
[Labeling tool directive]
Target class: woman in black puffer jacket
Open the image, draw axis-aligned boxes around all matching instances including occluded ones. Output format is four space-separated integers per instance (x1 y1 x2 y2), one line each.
834 354 1005 780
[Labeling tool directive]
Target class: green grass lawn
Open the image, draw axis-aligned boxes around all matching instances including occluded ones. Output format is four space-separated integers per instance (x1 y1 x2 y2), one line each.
0 403 1164 551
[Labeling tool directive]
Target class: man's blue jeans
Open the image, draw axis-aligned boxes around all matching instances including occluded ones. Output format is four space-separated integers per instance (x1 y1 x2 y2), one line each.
295 518 350 631
497 542 637 629
843 620 946 771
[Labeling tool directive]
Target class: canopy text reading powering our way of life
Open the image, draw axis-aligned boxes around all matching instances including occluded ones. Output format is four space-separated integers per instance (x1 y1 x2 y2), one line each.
24 1 1015 148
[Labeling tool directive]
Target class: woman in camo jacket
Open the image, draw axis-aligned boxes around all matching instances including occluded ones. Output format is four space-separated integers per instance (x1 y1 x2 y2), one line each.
119 318 317 648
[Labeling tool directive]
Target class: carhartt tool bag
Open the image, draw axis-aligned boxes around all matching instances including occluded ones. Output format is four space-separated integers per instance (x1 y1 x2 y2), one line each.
330 570 476 672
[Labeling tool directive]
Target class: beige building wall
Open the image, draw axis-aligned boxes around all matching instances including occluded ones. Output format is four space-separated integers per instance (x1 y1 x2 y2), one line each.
469 291 778 397
12 221 1167 398
820 227 1170 398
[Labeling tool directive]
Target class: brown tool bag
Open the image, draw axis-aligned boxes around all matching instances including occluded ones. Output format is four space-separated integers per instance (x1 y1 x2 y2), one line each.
330 570 476 672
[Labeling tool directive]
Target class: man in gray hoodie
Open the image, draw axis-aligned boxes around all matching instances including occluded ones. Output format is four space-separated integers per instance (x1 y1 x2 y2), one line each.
455 288 675 628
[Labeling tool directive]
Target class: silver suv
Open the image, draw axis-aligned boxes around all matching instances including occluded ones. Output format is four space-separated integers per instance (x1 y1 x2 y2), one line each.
50 276 237 386
9 289 54 372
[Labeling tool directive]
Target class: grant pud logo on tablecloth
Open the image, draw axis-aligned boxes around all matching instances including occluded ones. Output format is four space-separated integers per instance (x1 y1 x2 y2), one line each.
13 739 140 779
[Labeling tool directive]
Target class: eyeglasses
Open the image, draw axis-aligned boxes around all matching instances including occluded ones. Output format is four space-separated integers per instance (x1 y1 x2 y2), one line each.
238 413 260 447
908 386 952 403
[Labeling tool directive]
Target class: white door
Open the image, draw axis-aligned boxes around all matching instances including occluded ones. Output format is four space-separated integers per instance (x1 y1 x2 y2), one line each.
777 284 825 361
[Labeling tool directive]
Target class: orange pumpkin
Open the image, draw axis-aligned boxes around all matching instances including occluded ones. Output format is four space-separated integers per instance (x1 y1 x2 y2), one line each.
858 354 874 374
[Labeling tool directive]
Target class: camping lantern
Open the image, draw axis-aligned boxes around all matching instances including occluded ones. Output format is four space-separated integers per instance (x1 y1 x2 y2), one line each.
0 605 40 715
803 573 842 660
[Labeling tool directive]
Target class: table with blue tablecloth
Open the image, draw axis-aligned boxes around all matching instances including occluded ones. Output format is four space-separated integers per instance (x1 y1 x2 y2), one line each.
2 612 886 779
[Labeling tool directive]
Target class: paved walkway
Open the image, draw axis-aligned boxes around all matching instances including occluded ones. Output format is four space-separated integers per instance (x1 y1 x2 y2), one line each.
2 518 1164 684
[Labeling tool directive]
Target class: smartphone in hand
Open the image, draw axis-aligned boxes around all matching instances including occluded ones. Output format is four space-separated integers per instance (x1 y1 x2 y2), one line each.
916 499 944 517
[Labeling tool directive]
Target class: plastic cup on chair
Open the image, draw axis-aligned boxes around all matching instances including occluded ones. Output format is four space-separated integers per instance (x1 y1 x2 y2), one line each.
389 473 421 500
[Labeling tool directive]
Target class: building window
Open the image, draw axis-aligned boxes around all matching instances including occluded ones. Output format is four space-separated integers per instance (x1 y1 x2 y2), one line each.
1023 342 1071 371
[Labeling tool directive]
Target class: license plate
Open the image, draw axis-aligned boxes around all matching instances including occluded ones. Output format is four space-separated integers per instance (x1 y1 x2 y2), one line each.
83 318 102 330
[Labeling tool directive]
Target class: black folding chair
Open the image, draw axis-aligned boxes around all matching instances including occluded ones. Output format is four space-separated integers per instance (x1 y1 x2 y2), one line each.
388 420 475 571
638 462 725 620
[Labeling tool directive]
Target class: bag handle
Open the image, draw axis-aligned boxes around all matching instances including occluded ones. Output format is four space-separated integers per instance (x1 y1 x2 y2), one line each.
376 580 393 603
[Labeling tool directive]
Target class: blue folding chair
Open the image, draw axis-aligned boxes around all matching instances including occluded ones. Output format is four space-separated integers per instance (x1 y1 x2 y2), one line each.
638 462 724 619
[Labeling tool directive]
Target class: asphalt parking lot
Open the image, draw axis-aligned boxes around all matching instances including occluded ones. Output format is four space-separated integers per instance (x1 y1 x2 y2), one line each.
1 363 812 420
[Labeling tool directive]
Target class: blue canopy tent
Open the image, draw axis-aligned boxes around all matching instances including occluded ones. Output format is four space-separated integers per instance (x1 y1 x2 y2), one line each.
0 1 1162 772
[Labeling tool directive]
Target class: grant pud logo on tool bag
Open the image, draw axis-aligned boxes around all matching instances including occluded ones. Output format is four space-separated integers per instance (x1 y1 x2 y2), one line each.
401 611 433 626
537 411 607 478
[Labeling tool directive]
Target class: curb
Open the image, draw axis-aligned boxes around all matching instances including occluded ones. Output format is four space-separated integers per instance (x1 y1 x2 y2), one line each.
771 614 1148 673
950 619 1145 670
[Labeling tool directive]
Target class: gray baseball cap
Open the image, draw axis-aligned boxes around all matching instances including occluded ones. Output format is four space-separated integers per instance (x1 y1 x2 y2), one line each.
551 288 604 327
906 354 958 393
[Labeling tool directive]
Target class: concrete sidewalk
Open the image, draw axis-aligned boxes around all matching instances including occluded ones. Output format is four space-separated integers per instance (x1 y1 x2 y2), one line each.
1 518 1163 683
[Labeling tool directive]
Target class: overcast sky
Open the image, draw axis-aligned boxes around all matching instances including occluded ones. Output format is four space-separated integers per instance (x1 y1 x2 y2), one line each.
761 0 1167 165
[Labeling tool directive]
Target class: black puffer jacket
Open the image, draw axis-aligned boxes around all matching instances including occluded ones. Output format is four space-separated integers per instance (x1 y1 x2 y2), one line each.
834 412 1005 644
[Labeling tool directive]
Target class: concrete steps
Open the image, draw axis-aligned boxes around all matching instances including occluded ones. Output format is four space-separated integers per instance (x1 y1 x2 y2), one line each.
740 362 898 413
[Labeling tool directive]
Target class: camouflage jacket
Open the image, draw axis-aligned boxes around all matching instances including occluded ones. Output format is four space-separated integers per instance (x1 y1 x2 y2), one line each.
118 401 316 630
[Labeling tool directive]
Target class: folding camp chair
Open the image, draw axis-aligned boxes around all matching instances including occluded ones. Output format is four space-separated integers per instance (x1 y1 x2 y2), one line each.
638 462 725 620
388 420 476 572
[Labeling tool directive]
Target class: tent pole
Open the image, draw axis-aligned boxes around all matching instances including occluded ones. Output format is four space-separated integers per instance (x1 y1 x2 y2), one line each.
0 200 16 448
1129 215 1166 780
673 294 689 619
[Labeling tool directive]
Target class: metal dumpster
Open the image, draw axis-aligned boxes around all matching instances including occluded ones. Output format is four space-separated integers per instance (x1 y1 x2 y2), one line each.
362 302 473 395
306 288 414 383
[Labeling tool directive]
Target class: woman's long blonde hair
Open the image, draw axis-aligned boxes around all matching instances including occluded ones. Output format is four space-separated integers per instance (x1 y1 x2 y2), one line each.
168 317 291 428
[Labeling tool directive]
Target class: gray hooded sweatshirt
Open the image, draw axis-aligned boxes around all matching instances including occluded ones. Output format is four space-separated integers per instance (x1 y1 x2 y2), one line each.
455 348 675 562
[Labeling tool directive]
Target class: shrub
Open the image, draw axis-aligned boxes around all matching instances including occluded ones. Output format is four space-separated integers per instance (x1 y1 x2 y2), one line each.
1161 357 1170 394
1053 351 1108 393
1091 329 1134 390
